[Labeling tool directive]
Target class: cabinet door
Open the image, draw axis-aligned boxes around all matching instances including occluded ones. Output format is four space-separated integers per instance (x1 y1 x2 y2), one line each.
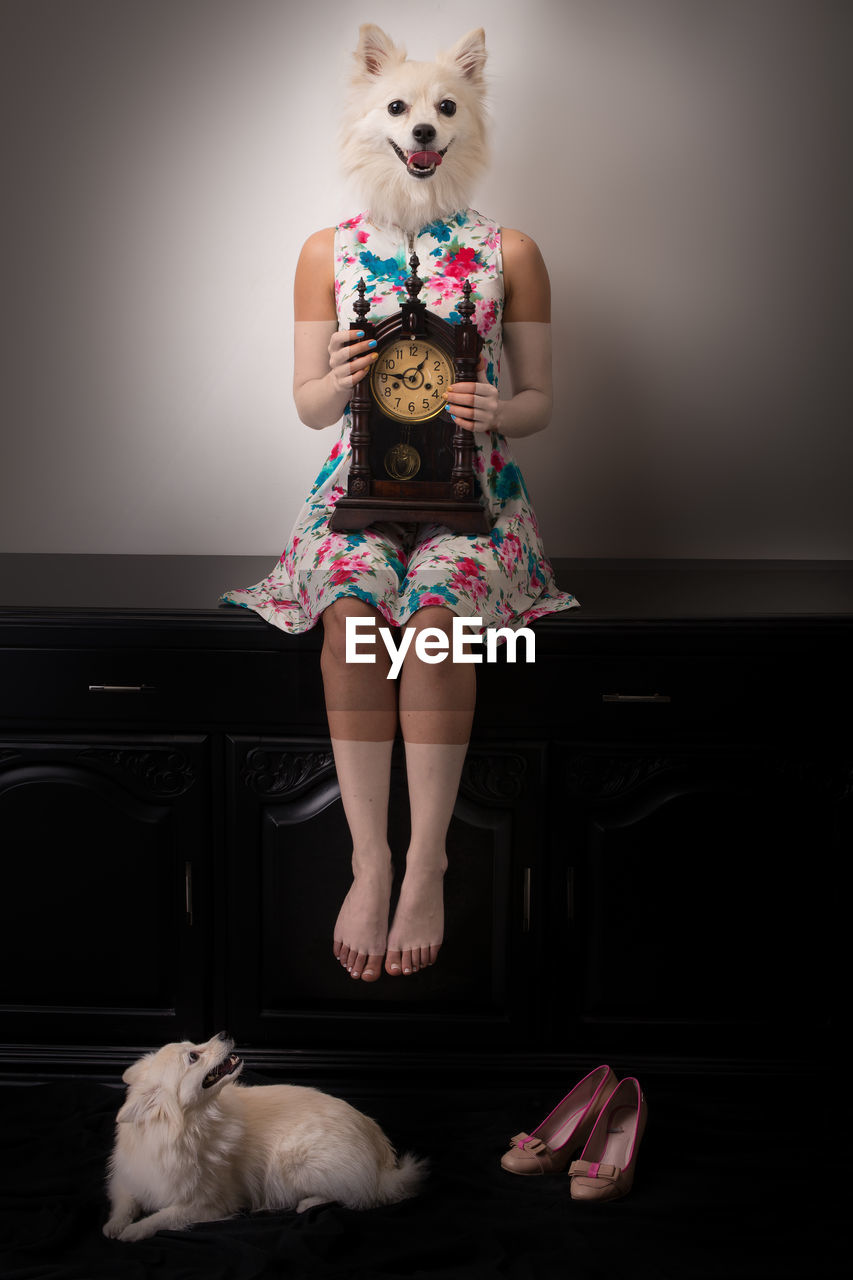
225 737 544 1050
549 746 844 1057
0 736 211 1051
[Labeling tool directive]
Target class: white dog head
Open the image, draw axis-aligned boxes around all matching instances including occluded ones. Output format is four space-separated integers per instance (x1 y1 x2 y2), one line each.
116 1033 243 1127
341 24 489 232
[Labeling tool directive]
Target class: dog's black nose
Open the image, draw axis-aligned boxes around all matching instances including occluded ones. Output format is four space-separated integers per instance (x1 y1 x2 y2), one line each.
412 123 436 147
216 1030 232 1042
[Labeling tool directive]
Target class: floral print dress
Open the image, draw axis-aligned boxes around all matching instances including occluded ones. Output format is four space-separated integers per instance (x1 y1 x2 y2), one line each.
220 209 578 632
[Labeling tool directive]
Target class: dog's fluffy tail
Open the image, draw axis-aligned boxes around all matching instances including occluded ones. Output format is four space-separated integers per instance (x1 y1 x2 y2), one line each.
378 1151 428 1204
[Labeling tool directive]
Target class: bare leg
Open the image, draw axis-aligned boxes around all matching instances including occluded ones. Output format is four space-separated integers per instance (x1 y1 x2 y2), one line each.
386 607 475 976
322 598 397 981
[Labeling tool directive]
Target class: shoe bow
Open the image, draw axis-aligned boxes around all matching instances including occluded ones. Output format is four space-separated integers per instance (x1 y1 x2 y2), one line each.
568 1159 621 1182
509 1132 552 1156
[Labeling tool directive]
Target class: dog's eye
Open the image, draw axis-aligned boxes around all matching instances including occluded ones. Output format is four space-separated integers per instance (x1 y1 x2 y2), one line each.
187 1052 199 1063
439 100 457 117
387 100 407 117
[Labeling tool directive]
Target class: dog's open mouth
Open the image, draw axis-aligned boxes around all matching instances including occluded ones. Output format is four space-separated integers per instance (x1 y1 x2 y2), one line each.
202 1052 241 1088
389 139 450 179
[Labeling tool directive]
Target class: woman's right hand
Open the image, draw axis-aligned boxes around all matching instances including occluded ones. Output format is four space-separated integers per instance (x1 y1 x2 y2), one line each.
293 229 380 428
328 329 378 392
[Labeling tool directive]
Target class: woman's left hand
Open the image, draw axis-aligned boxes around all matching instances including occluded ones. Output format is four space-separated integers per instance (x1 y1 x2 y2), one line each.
445 358 499 433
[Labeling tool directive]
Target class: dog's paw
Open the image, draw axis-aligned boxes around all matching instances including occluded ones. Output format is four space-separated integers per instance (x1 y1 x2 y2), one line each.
296 1196 330 1214
103 1216 133 1239
116 1219 156 1243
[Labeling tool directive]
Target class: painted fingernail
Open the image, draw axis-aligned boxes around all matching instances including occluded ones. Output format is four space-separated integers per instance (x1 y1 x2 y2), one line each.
356 330 365 337
368 339 377 348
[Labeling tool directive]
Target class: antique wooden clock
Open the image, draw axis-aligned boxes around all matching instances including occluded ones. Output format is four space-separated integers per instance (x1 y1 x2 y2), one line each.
329 254 490 534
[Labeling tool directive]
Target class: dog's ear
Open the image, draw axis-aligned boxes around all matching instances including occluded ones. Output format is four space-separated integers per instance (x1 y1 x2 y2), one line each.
116 1084 183 1127
440 28 488 84
353 24 406 79
116 1089 154 1125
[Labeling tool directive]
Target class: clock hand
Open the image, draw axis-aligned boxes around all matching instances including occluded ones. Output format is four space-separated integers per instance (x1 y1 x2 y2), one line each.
401 353 431 384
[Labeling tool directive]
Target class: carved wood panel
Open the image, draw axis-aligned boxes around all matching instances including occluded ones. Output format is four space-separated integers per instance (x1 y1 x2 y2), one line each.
0 735 210 1044
224 737 543 1048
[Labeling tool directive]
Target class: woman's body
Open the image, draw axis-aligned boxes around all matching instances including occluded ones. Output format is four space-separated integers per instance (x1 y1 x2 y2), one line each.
311 214 556 981
221 32 577 984
223 212 575 980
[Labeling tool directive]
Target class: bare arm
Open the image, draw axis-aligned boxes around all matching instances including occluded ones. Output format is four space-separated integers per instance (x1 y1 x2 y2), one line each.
292 228 379 429
445 228 553 439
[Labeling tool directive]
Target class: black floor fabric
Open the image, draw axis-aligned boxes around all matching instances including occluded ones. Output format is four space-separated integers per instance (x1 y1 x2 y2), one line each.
0 1071 842 1280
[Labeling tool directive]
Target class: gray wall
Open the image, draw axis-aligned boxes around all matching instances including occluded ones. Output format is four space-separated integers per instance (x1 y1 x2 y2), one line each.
1 0 850 559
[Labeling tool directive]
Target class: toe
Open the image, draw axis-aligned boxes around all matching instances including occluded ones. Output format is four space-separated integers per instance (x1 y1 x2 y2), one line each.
428 943 441 966
385 950 403 976
401 948 414 975
350 951 368 979
361 954 384 982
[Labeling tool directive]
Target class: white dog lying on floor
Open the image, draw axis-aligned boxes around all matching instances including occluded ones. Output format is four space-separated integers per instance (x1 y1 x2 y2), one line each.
103 1033 426 1242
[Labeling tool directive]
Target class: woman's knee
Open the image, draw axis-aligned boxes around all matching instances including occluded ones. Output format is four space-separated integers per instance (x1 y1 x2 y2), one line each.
407 605 456 638
321 597 382 665
403 607 470 673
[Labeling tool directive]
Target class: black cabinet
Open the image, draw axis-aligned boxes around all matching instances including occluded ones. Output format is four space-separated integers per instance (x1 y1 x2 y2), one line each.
0 733 211 1047
548 743 843 1057
0 554 848 1078
224 737 543 1048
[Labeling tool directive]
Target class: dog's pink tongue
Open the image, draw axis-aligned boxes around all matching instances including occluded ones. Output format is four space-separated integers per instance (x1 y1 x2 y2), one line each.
408 150 442 169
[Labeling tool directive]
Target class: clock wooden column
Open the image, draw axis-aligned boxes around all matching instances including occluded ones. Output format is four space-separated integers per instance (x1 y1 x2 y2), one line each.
330 257 490 534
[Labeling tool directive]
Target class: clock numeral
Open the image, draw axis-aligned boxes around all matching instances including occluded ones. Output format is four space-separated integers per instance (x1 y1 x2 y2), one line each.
422 399 430 411
409 344 419 356
386 358 396 370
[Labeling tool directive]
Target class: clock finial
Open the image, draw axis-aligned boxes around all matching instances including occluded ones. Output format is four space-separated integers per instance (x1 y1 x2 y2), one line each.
353 277 372 324
405 254 424 304
457 279 475 324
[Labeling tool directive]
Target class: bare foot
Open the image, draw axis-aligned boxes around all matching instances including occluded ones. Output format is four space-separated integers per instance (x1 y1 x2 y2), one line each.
385 854 447 976
333 851 393 981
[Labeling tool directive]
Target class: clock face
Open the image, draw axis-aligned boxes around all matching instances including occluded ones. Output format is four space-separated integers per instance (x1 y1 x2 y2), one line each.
370 335 453 424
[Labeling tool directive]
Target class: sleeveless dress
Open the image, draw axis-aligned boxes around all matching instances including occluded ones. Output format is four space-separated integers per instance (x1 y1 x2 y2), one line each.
220 209 579 632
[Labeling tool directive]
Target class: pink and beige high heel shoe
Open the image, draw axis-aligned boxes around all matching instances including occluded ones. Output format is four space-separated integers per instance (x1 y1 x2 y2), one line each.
501 1065 617 1176
568 1077 647 1201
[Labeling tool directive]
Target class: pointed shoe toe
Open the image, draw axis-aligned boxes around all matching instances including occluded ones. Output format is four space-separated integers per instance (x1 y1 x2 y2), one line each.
568 1160 629 1202
568 1077 647 1202
501 1133 562 1176
500 1065 617 1176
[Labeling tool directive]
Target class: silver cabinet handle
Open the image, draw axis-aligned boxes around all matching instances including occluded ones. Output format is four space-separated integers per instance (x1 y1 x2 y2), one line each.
88 684 155 693
602 692 671 703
